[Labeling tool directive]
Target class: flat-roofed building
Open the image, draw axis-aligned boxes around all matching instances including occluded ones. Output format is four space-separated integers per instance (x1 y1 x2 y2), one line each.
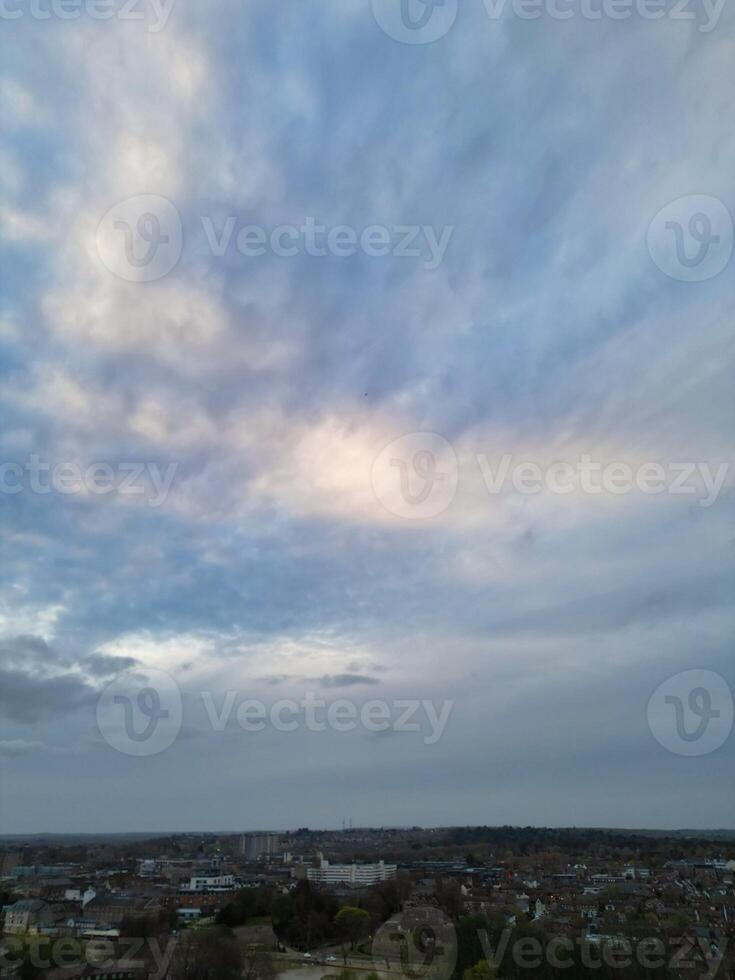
304 859 397 887
240 833 280 861
183 872 234 892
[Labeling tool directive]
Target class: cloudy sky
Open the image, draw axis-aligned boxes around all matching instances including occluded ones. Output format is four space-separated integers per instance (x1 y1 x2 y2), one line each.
1 0 733 834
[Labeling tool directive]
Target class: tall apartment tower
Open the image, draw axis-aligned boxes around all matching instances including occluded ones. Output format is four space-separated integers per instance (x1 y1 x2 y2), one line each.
239 832 280 861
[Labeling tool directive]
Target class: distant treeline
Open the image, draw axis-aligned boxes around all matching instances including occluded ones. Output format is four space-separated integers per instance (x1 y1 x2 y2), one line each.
443 826 735 859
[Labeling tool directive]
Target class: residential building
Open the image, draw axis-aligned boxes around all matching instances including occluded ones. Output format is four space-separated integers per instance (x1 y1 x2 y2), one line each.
182 873 234 892
1 852 21 876
240 833 280 861
302 858 397 887
3 899 52 934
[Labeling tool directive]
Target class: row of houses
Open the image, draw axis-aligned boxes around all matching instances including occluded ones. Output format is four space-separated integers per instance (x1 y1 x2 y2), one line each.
2 892 166 937
446 857 735 948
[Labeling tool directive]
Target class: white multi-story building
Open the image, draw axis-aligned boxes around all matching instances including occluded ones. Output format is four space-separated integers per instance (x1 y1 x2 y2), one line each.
64 886 96 906
183 873 234 892
304 858 397 887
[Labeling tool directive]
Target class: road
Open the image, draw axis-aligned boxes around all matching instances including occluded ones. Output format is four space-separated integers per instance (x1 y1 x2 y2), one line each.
270 948 396 975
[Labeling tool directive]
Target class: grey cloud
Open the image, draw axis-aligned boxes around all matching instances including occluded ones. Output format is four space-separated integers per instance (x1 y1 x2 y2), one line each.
0 669 97 724
255 672 382 688
318 674 380 688
82 653 139 677
490 573 732 639
345 660 388 674
0 635 69 670
256 674 293 686
0 740 46 757
0 635 102 724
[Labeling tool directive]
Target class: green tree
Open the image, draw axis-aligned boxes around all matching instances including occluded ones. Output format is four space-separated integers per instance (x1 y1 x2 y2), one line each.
172 926 242 980
455 915 490 976
272 880 339 949
463 961 497 980
335 906 371 952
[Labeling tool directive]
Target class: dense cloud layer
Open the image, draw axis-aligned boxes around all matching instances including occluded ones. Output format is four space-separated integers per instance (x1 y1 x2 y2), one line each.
0 0 733 831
